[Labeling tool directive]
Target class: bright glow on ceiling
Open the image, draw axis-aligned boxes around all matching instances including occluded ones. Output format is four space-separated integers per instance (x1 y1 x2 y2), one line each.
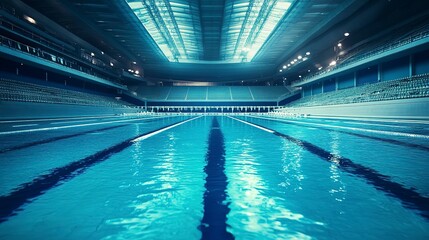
126 0 292 63
126 0 203 62
222 0 292 62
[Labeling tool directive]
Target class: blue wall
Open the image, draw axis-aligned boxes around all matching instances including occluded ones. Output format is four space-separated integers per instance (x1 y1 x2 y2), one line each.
356 65 378 86
323 78 336 93
414 49 429 75
337 73 354 89
381 57 409 81
303 87 311 97
312 82 323 95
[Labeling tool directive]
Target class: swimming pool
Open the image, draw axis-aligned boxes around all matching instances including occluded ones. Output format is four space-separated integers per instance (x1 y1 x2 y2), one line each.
0 115 428 239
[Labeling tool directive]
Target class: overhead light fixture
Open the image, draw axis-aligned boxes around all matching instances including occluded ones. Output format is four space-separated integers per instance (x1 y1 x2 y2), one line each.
135 70 139 74
344 32 350 37
283 65 287 69
297 55 302 59
279 69 283 72
337 43 342 47
90 52 95 57
24 15 36 24
329 60 337 66
306 52 311 55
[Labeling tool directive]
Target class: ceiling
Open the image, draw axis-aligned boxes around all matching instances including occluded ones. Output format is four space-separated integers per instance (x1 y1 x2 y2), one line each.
12 0 429 83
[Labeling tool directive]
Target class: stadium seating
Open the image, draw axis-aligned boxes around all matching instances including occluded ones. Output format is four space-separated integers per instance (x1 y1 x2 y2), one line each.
135 86 291 101
287 74 429 107
0 78 129 107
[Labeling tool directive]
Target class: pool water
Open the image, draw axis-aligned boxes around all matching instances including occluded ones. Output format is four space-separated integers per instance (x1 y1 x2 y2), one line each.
0 115 428 239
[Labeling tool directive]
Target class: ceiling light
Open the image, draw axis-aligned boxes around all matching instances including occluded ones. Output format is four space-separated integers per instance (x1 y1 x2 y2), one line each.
24 15 36 24
306 52 311 55
110 62 114 66
337 43 342 47
303 57 308 61
135 70 139 74
318 66 323 70
297 55 302 59
344 32 350 37
90 52 95 57
329 60 337 66
287 64 290 67
279 69 283 72
133 61 137 64
283 65 287 69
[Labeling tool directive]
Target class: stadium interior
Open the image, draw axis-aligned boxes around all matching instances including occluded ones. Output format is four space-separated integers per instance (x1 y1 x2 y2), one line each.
0 0 429 119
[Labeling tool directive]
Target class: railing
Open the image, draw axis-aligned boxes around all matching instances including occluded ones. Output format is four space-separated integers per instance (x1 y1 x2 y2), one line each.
293 26 429 86
0 35 125 87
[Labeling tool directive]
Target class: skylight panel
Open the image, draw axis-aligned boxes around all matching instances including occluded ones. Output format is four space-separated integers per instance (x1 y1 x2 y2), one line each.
125 0 202 62
221 0 292 62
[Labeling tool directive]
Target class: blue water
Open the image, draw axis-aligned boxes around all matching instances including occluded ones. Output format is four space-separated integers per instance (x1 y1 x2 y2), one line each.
0 115 428 239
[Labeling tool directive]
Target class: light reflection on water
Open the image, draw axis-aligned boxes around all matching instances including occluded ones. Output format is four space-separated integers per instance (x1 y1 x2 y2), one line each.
103 131 203 240
226 137 323 239
279 138 304 191
328 131 347 203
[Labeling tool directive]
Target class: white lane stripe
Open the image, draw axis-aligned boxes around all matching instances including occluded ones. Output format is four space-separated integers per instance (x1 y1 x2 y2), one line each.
50 119 97 125
306 115 429 125
228 116 275 133
0 115 117 124
132 116 202 142
12 124 39 128
248 115 429 139
330 120 408 129
0 116 171 135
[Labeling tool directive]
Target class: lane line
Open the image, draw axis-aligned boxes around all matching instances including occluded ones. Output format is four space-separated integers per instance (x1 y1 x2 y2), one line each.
245 116 429 152
132 116 202 142
12 124 39 128
50 119 97 125
0 116 171 135
0 116 201 223
229 116 429 220
227 116 274 133
305 115 429 125
0 115 118 124
248 115 429 139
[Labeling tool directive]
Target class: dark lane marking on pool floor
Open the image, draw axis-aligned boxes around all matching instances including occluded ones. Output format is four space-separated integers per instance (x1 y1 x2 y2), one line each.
229 117 429 220
0 117 199 223
247 116 429 152
199 117 234 240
